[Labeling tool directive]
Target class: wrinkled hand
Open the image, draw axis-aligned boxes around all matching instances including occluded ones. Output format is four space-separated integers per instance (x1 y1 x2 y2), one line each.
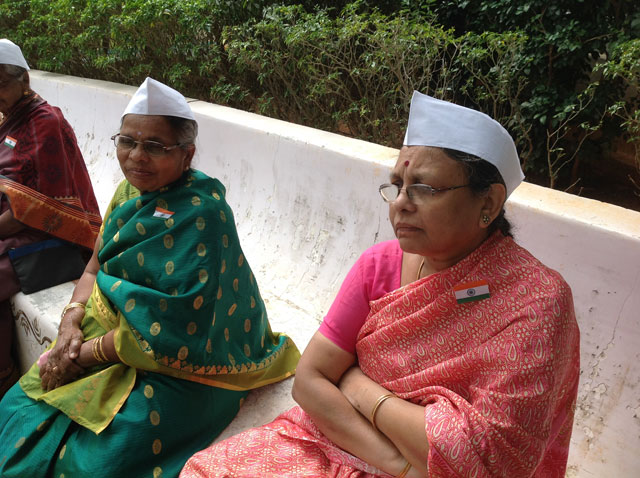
39 356 85 391
39 308 86 391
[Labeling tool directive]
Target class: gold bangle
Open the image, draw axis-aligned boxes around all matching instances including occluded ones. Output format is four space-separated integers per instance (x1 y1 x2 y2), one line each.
92 336 108 363
61 302 86 319
96 335 109 363
91 337 103 363
370 393 395 432
396 460 412 478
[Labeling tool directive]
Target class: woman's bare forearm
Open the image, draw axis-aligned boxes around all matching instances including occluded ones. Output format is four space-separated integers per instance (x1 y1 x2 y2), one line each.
292 333 410 476
371 395 429 475
67 234 102 309
75 330 120 368
340 367 429 476
58 234 102 360
67 268 98 308
294 370 408 475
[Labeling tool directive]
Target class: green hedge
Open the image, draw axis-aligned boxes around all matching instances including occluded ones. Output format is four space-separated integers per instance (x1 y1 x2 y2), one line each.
1 0 638 204
222 4 530 149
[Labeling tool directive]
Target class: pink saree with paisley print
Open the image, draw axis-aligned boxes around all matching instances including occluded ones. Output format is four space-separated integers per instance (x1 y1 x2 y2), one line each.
181 233 580 478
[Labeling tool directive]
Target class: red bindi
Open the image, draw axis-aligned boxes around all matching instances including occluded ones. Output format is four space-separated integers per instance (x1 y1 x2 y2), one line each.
404 160 410 167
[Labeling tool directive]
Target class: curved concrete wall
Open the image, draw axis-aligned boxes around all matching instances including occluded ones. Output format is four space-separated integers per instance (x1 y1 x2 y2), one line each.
28 71 640 476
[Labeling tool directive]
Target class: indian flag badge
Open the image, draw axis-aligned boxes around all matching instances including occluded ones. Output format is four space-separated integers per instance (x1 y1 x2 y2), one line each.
153 207 174 219
454 280 490 304
3 136 17 149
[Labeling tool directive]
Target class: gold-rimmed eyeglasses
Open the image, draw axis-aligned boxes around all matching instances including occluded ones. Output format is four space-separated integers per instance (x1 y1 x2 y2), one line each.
379 183 470 205
111 134 181 157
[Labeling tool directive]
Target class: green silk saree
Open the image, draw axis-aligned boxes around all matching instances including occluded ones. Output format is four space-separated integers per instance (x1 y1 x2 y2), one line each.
0 169 299 477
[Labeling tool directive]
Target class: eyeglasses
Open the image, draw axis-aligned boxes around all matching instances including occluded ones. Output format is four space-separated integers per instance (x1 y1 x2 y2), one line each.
379 183 470 205
111 134 181 157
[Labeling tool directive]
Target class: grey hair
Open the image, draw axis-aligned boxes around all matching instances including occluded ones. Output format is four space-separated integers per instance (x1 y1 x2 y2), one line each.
118 115 198 149
165 116 198 147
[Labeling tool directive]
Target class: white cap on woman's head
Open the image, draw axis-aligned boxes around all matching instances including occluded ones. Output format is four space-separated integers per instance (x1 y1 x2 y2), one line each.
0 39 30 70
122 77 195 121
403 91 524 197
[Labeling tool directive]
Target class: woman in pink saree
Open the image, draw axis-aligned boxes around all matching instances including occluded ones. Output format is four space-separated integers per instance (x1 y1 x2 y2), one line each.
181 92 580 478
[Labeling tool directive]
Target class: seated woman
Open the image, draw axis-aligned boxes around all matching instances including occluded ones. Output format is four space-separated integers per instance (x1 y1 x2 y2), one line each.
0 77 300 477
181 92 580 477
0 39 101 398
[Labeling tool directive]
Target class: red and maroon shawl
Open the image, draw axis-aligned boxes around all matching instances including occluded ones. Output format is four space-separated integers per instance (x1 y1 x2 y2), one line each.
0 93 100 250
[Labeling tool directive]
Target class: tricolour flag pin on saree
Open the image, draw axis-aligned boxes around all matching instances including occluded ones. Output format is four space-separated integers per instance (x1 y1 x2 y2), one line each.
3 136 17 149
454 280 490 304
153 207 174 219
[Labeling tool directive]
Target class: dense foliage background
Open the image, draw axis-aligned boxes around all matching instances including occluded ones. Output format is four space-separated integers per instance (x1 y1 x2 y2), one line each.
2 0 639 209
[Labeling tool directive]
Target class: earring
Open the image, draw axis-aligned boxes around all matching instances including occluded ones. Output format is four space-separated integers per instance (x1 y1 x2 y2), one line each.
482 215 491 225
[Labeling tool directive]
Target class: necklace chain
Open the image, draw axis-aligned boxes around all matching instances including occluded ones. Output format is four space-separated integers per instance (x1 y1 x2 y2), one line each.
416 258 425 281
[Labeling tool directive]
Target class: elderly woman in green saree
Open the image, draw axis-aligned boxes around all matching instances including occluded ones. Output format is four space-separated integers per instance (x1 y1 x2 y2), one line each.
0 77 300 477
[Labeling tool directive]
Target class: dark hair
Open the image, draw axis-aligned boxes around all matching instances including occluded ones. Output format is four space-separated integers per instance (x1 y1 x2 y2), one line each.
443 148 513 238
0 64 27 78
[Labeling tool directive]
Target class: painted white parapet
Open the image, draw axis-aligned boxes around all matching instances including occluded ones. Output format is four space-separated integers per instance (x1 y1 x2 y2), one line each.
18 71 640 476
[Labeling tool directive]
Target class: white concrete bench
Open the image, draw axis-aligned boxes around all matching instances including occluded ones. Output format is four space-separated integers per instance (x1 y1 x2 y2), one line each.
10 72 640 474
12 283 75 375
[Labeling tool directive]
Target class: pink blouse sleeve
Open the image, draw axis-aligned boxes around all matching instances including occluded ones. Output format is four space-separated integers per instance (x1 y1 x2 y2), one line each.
318 240 403 353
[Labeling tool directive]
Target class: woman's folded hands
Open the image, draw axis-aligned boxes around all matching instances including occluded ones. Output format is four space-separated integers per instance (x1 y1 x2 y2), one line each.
38 308 85 391
292 332 424 477
339 366 428 477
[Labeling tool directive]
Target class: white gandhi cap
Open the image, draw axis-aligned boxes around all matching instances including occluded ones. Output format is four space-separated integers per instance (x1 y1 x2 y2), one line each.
122 77 195 121
0 39 30 70
403 91 524 197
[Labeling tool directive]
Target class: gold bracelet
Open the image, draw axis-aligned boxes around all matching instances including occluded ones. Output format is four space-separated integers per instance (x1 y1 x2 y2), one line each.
61 302 86 319
370 393 395 432
96 335 109 363
91 337 103 363
396 460 412 478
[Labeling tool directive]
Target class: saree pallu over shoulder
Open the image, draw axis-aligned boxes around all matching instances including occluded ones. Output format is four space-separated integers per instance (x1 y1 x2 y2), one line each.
356 233 580 477
0 94 101 249
180 234 578 478
20 170 298 435
98 171 298 388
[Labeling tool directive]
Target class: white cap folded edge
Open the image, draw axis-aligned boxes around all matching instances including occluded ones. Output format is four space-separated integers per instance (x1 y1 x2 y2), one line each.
0 39 30 71
403 91 524 197
122 77 195 121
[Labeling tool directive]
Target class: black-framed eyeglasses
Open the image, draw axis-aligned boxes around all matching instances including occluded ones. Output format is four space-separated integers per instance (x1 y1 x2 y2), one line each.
379 183 470 205
111 134 181 157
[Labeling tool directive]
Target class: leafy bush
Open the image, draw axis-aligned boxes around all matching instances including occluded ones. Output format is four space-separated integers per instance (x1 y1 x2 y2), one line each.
1 0 638 206
223 4 459 144
402 0 640 194
219 3 530 149
598 38 640 194
1 0 281 94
